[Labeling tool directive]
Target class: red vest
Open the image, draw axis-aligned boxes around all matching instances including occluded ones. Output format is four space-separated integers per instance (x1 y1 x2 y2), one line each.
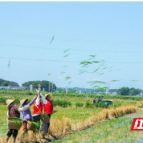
33 101 43 115
44 100 53 114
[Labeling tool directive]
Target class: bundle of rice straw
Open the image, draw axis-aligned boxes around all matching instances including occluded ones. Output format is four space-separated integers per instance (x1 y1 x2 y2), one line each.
40 113 49 124
7 117 23 130
27 120 36 131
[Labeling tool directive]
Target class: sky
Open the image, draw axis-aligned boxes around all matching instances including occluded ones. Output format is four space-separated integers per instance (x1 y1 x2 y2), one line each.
0 2 143 89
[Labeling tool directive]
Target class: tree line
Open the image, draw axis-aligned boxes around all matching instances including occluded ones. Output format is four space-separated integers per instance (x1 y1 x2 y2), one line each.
0 79 56 92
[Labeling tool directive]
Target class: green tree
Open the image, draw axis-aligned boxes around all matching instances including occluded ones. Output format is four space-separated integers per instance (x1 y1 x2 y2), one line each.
119 87 130 95
130 88 141 95
22 80 56 92
0 78 19 86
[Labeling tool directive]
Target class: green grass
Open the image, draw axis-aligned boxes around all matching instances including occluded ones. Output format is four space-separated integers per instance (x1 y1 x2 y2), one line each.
0 94 141 139
1 90 143 101
53 115 141 143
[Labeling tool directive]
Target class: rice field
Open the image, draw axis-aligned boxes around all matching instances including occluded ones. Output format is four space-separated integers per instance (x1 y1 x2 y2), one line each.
53 114 142 143
0 94 142 143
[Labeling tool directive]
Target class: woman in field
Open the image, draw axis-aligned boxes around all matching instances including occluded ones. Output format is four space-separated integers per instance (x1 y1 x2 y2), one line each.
41 93 53 136
19 95 37 142
6 99 29 143
6 99 20 143
38 92 54 138
93 97 96 104
32 84 43 131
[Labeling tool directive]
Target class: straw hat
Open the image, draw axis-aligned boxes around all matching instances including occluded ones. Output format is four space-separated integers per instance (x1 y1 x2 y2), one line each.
20 99 28 107
45 93 52 98
6 99 15 107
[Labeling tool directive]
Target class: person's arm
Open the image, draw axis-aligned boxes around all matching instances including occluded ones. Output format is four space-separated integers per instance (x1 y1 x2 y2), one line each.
35 84 41 105
52 109 57 113
41 94 47 104
27 96 37 106
35 88 47 104
35 97 40 105
18 106 30 112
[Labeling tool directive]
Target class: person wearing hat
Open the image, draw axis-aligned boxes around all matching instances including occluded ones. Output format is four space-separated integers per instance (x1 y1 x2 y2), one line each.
6 99 29 143
98 96 102 103
93 97 96 104
36 91 54 138
19 95 37 142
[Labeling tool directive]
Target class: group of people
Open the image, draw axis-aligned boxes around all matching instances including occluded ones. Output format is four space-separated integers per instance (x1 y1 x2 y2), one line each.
6 84 54 143
93 96 102 104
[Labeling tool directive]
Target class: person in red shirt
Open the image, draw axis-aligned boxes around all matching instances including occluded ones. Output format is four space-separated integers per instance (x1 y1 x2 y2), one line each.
32 84 43 131
39 92 54 138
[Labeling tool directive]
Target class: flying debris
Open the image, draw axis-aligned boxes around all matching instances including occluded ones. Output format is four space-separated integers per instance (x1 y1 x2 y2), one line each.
64 53 70 57
89 55 96 58
68 81 72 84
92 61 100 63
8 60 11 69
110 80 120 82
80 61 92 66
98 73 104 75
99 87 108 90
88 81 108 85
63 65 68 68
61 72 65 74
131 80 138 82
65 76 72 80
89 55 96 60
49 35 54 44
64 48 70 53
108 70 113 72
93 68 100 73
78 69 87 74
108 66 113 69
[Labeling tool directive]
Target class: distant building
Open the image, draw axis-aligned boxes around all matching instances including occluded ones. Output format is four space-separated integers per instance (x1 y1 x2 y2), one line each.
111 92 117 95
94 92 104 95
8 83 19 87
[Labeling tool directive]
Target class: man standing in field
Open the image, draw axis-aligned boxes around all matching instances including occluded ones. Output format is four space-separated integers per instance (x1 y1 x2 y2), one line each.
98 96 102 103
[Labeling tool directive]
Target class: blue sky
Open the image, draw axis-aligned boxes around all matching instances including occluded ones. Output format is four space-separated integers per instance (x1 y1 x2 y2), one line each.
0 2 143 89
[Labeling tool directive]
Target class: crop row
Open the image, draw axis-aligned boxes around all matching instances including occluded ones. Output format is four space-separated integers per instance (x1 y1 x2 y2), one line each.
0 97 119 108
0 90 143 100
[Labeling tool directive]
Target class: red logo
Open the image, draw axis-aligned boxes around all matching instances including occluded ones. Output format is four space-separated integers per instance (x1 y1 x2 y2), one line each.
131 118 143 130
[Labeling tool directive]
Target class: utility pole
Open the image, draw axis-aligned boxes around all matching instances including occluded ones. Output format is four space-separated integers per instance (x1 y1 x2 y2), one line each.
48 73 51 92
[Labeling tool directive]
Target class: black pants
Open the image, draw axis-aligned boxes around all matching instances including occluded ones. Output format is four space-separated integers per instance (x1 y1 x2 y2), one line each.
6 129 18 139
33 114 41 130
33 114 41 122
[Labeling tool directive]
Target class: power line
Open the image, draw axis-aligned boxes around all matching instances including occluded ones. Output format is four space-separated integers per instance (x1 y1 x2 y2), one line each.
0 56 143 64
0 32 141 45
0 43 143 53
